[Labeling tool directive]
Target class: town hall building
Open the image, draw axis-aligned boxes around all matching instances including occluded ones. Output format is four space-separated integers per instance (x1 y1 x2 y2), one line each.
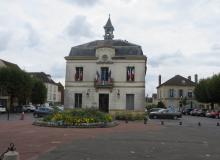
64 17 147 112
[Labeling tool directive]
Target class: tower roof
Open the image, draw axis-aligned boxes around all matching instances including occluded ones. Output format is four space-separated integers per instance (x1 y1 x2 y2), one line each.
103 15 114 40
104 15 114 29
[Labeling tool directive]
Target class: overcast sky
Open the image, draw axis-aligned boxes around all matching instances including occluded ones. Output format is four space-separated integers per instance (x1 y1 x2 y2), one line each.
0 0 220 96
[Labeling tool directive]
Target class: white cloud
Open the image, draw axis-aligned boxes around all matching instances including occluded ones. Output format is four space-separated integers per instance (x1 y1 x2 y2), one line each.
0 0 219 96
65 15 96 41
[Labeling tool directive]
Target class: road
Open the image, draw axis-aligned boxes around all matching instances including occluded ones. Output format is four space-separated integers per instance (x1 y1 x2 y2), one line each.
37 116 220 160
0 114 220 160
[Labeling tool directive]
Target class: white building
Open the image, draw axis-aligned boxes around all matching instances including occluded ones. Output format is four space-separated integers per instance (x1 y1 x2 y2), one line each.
29 72 63 105
157 75 197 110
64 17 147 112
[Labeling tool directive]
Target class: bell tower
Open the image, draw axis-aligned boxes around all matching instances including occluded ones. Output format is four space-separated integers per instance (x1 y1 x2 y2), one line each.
103 15 114 40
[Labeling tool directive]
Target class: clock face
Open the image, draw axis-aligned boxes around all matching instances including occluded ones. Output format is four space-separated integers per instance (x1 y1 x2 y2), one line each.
102 55 108 61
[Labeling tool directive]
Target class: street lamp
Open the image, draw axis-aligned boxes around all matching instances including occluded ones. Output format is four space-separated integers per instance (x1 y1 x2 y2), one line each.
179 96 183 112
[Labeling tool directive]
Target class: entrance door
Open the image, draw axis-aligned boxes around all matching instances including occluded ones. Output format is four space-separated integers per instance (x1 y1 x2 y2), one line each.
99 94 109 112
126 94 134 110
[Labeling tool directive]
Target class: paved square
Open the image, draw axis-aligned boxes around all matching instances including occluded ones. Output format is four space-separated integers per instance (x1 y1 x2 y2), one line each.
0 113 220 160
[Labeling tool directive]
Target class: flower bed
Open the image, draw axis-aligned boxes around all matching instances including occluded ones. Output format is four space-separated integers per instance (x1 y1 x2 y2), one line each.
33 108 118 128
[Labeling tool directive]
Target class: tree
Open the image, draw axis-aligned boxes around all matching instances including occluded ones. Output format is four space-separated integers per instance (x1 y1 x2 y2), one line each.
157 101 165 108
31 79 47 104
194 73 220 109
0 67 32 108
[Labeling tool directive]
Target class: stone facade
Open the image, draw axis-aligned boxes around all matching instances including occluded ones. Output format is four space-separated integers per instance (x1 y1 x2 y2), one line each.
64 17 147 112
157 75 197 111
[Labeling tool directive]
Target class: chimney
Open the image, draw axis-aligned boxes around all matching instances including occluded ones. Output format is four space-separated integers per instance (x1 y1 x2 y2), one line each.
194 74 198 83
188 76 191 81
159 75 161 86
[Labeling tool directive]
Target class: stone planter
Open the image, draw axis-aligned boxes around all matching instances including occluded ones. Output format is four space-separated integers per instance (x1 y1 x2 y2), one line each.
33 120 118 128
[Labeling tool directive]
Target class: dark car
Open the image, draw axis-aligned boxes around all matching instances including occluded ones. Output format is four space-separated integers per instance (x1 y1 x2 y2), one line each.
190 109 199 116
182 108 193 115
149 109 182 120
196 109 208 117
148 108 164 114
33 107 53 118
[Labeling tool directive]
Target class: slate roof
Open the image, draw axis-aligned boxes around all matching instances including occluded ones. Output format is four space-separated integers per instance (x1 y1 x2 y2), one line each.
68 40 143 56
29 72 57 84
104 16 114 30
157 75 196 88
0 59 20 69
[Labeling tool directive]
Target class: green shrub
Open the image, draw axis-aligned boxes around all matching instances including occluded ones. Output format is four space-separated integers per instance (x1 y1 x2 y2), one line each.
115 111 145 121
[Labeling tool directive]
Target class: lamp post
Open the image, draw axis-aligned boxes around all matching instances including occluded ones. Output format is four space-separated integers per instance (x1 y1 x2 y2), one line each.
179 96 183 112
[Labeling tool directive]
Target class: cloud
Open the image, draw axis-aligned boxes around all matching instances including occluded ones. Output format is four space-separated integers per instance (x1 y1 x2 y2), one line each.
65 15 95 41
149 50 184 67
50 63 65 79
0 30 11 52
64 0 100 6
25 24 40 48
211 43 220 50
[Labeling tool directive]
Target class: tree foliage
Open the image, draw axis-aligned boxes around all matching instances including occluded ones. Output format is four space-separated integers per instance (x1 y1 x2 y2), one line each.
194 74 220 107
157 101 165 108
0 67 32 105
31 78 47 104
0 67 47 106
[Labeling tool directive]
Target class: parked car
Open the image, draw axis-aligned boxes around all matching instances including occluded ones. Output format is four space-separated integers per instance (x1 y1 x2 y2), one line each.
182 108 194 115
149 109 182 119
0 105 6 113
33 107 53 118
23 105 36 112
196 109 208 117
206 110 220 118
52 105 64 111
190 109 199 116
148 108 164 113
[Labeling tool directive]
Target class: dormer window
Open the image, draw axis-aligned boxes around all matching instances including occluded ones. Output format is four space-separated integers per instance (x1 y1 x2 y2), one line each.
75 67 83 81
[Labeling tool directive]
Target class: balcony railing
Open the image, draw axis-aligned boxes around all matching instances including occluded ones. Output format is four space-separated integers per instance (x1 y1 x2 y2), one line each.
94 78 114 89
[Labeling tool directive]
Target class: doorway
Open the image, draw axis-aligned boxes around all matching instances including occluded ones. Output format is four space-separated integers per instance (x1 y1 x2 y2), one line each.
99 94 109 112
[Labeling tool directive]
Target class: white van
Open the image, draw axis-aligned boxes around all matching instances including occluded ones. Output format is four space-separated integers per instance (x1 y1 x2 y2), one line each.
0 105 6 113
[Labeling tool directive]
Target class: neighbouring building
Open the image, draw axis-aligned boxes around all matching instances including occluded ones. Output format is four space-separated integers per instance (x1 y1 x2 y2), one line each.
0 59 20 110
57 82 64 105
157 74 198 111
29 72 64 105
145 94 158 107
64 16 147 112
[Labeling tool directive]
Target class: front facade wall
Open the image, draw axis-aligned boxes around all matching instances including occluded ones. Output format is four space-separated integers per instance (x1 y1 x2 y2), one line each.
157 85 196 110
64 48 146 112
64 87 145 111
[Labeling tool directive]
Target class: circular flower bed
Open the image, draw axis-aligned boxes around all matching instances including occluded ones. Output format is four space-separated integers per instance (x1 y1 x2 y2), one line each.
33 108 118 128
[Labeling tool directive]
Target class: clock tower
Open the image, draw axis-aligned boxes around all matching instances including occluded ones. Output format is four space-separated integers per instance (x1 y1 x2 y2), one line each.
104 15 114 40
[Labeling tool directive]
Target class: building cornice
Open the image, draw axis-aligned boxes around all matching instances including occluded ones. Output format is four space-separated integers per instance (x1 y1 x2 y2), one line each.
112 55 147 60
65 55 147 61
65 56 98 60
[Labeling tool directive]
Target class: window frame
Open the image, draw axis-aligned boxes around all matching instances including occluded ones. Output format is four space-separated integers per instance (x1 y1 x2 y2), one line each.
75 93 82 108
126 66 135 82
75 67 83 81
